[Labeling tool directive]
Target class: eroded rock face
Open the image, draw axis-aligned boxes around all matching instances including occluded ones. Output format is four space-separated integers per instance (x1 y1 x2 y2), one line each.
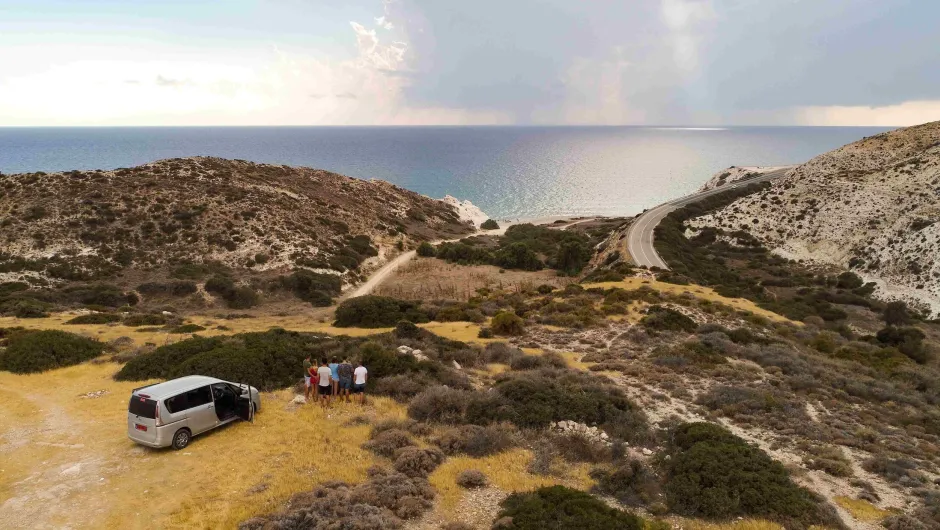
691 121 940 316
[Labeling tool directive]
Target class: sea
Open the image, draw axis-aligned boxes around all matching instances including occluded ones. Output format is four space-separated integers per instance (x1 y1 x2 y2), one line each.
0 126 891 220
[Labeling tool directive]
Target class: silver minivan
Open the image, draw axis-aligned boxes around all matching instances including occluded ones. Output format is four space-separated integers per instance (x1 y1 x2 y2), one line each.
127 375 261 449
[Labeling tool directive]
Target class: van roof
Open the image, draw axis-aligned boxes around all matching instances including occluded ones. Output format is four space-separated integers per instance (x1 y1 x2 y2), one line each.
133 375 225 399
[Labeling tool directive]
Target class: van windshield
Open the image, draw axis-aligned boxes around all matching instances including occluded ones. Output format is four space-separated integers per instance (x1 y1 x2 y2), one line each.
128 395 157 419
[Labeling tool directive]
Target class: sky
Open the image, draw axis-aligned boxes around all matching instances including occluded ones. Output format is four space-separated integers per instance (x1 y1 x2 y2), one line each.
0 0 938 126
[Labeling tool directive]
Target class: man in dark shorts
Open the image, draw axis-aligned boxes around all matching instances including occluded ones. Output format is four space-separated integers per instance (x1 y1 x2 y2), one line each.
316 358 333 408
353 359 368 406
336 358 354 404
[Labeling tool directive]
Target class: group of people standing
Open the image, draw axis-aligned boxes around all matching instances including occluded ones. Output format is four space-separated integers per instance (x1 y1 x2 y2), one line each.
303 356 368 407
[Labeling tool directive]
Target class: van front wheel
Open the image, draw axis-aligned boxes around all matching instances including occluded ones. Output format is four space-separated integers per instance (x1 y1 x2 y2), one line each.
172 428 191 450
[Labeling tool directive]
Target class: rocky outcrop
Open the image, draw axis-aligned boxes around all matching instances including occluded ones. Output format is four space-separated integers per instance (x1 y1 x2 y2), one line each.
690 121 940 315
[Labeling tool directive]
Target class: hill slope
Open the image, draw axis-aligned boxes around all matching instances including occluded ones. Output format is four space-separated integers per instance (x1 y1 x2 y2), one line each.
690 121 940 315
0 157 474 286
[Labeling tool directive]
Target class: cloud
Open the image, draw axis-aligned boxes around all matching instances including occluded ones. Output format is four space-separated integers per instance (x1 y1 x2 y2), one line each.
155 75 193 88
660 0 714 73
335 92 358 99
349 21 407 70
375 16 394 29
793 100 940 127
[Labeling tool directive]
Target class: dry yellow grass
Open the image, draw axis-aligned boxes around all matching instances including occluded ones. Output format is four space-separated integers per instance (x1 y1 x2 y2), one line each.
834 496 893 522
0 312 506 349
0 362 407 529
681 519 784 530
428 448 594 513
583 278 794 324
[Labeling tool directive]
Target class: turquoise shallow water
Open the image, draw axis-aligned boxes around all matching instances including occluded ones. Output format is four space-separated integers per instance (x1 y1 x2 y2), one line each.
0 126 890 219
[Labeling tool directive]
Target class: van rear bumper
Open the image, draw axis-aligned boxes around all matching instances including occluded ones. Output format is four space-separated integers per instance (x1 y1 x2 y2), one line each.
127 424 175 448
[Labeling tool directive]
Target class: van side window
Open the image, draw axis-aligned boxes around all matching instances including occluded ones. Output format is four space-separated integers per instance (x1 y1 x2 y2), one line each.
165 386 214 413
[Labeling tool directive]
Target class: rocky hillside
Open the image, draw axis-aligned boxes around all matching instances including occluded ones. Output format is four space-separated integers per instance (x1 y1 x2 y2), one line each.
698 165 791 192
690 121 940 315
0 157 474 287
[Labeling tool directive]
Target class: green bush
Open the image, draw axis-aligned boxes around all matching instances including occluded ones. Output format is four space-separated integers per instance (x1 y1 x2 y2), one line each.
334 295 429 328
0 330 104 373
115 330 314 390
662 423 838 527
136 281 198 297
465 369 647 443
876 326 928 363
204 275 259 309
494 242 543 271
591 458 661 507
61 283 138 308
491 311 525 336
416 241 437 257
555 240 591 275
481 219 500 230
0 296 51 318
123 314 168 327
169 323 206 334
275 270 342 307
65 313 122 325
883 301 912 326
640 306 696 333
495 486 643 530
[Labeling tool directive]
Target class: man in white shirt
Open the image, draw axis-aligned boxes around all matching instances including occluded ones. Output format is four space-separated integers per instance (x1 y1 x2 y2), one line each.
316 358 333 408
353 360 368 406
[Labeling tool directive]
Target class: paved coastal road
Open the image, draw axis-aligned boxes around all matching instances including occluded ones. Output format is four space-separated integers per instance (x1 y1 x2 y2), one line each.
626 167 793 270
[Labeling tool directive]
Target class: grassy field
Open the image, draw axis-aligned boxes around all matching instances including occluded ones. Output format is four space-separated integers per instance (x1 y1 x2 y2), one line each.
582 277 797 324
374 257 573 302
0 361 410 529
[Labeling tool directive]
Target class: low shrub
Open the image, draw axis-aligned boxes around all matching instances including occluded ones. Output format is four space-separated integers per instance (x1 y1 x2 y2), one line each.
416 241 436 257
455 469 488 488
434 423 518 457
394 320 421 339
495 486 643 530
802 444 853 477
640 306 696 333
334 295 429 328
123 314 168 327
275 270 342 307
510 352 567 371
393 447 445 478
662 422 839 528
481 219 500 230
876 326 928 363
115 329 322 391
0 296 51 318
591 458 661 507
136 281 198 297
465 369 648 443
205 275 260 309
491 311 525 336
550 432 612 463
0 330 104 373
408 386 474 424
477 327 494 339
240 466 434 529
169 323 206 334
863 456 927 487
65 313 122 325
364 429 416 458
